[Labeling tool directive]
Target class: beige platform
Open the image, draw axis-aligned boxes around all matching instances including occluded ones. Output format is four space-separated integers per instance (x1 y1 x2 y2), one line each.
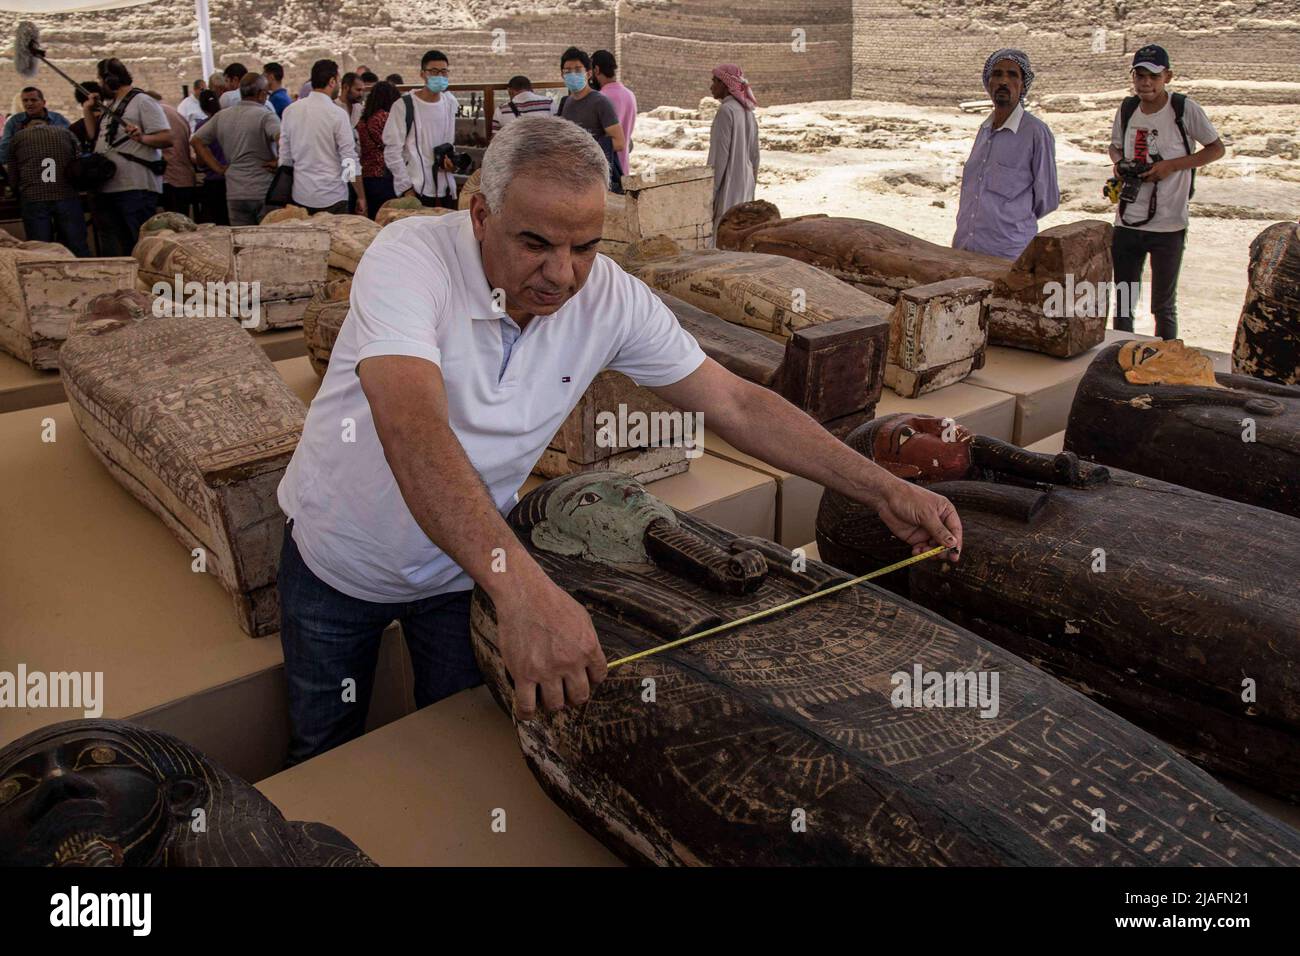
0 327 308 414
1025 431 1065 454
521 452 776 541
257 687 621 866
700 384 1013 548
966 329 1150 446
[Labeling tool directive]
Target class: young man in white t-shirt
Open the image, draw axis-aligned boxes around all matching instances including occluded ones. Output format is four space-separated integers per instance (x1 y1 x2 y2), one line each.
1108 44 1224 340
275 115 964 764
382 49 459 209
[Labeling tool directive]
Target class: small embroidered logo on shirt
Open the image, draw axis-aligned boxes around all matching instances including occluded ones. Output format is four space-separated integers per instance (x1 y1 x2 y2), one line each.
561 376 571 383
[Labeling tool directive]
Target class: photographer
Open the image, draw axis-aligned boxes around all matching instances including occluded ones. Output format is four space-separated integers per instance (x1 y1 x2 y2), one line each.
82 58 170 255
382 49 459 209
1108 45 1224 340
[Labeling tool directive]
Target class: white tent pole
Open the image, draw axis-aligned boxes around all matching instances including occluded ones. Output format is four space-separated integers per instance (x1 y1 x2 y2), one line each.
194 0 213 80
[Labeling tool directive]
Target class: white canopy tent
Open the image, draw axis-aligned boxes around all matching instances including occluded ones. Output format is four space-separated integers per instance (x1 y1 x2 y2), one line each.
2 0 214 81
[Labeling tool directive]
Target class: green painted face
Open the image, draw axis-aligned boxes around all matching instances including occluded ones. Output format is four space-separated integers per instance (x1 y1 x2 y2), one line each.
531 473 678 566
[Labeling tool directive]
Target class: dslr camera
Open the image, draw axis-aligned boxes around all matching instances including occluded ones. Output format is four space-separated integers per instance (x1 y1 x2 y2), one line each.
1104 156 1160 204
433 142 474 177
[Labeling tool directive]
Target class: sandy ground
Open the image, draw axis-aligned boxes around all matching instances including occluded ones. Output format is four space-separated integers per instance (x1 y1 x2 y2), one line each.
630 98 1300 354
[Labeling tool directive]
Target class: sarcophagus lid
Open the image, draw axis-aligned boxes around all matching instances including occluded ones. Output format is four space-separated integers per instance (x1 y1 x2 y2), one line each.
818 414 1300 801
0 719 376 866
1065 339 1300 518
0 236 137 370
1234 220 1300 386
472 472 1300 865
59 290 306 637
718 200 1112 357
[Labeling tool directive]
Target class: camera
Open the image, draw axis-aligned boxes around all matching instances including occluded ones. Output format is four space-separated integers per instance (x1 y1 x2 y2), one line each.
433 142 473 177
1104 156 1160 204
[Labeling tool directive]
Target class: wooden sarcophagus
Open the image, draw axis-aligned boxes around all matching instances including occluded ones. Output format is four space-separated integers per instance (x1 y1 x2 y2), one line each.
471 472 1300 865
717 200 1112 359
59 290 307 637
1233 220 1300 386
1064 339 1300 518
133 212 330 332
301 278 352 377
816 414 1300 801
0 233 137 370
624 236 890 434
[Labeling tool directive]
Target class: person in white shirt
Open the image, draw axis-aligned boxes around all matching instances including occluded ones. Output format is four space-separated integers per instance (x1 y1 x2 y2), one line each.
382 49 459 209
275 114 963 763
277 59 365 216
219 62 274 114
491 75 557 132
177 77 206 133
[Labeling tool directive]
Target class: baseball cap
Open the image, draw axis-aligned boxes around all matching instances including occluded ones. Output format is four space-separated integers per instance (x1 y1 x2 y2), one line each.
1131 44 1171 73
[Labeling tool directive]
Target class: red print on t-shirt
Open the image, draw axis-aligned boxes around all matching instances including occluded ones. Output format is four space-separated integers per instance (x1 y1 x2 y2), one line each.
1133 128 1151 162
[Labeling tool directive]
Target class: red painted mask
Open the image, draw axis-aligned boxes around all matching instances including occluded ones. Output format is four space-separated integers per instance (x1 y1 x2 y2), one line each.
870 414 973 481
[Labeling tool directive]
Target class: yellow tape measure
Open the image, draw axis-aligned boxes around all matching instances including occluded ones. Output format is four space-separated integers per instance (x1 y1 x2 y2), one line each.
607 544 953 670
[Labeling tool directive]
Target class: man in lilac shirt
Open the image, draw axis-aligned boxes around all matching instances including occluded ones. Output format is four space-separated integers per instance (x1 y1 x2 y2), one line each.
592 49 636 175
952 48 1059 260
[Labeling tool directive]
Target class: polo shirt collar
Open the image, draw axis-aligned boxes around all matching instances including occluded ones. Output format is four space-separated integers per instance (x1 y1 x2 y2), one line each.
983 102 1025 134
454 213 507 321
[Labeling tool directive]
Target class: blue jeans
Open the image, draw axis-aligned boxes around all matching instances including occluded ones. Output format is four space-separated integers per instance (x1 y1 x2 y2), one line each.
97 188 159 256
21 197 91 257
278 520 483 766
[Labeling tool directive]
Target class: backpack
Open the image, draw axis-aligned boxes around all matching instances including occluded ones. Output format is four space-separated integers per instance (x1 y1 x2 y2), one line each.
1118 92 1195 200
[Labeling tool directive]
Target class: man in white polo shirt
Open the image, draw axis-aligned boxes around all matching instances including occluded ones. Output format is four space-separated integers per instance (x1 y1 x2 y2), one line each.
277 115 963 764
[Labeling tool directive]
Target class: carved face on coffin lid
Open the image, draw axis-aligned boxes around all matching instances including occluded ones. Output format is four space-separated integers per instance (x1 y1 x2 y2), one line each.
0 720 374 866
1118 339 1221 387
860 413 975 481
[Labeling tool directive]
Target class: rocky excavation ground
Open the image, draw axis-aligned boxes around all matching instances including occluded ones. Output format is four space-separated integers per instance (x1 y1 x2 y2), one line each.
631 97 1300 354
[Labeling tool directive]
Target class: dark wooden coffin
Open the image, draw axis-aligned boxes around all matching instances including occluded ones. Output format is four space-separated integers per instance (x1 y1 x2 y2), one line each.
817 422 1300 801
1065 341 1300 518
717 200 1112 357
470 472 1300 865
1234 220 1300 386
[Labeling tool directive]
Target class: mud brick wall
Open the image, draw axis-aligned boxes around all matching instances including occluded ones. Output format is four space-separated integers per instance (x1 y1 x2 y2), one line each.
851 0 1300 106
617 0 853 109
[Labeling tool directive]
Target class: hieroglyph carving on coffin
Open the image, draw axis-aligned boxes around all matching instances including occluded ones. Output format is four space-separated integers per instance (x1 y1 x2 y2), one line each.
1233 220 1300 385
133 213 330 332
0 720 376 866
470 472 1300 866
718 200 1113 358
59 290 307 637
0 233 137 370
817 414 1300 801
624 236 890 433
1065 340 1300 518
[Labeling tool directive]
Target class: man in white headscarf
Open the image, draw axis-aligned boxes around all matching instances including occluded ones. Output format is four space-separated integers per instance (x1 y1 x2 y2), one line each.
706 64 759 236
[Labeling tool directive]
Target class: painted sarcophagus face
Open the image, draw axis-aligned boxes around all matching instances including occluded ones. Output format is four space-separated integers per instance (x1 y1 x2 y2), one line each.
471 472 1300 865
0 719 375 866
1065 339 1300 519
1234 220 1299 386
717 200 1112 358
817 414 1300 801
59 290 306 637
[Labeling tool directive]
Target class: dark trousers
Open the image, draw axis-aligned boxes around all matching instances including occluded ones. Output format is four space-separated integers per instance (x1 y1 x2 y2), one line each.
162 183 197 219
96 188 159 256
1112 225 1187 340
197 178 228 225
363 173 395 220
418 194 457 209
21 197 91 257
304 199 349 215
277 521 483 766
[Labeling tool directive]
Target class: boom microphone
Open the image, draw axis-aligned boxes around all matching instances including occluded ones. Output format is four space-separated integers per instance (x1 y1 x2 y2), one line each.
12 21 97 100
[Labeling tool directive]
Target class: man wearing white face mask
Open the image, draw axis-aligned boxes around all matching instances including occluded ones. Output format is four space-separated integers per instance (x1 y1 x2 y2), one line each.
556 46 625 191
382 49 459 209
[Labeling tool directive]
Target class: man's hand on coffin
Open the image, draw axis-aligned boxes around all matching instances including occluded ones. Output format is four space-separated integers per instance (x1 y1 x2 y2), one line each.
651 361 963 562
493 571 608 721
875 478 963 561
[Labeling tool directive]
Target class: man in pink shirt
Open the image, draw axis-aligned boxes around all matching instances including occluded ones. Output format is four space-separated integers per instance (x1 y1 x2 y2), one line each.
592 49 635 175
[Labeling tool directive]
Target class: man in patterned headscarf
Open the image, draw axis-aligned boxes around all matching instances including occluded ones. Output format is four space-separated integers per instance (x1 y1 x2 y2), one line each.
952 48 1060 260
707 64 759 235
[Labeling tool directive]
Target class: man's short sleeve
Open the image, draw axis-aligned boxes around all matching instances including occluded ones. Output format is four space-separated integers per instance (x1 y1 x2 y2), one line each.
597 94 618 130
1110 107 1125 151
133 94 169 134
605 270 707 387
1183 99 1219 147
351 230 451 368
192 114 218 145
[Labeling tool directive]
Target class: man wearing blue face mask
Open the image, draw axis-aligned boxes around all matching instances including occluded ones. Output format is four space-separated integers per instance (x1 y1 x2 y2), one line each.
556 46 626 191
382 49 460 209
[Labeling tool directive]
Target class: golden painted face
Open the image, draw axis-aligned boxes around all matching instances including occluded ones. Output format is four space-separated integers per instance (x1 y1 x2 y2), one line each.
1118 340 1221 388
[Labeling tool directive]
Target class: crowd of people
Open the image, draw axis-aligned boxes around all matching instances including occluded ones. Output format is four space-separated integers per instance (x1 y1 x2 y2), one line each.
0 39 1221 337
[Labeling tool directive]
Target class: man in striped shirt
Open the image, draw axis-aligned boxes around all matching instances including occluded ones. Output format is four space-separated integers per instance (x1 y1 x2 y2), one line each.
491 76 556 132
6 117 90 256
